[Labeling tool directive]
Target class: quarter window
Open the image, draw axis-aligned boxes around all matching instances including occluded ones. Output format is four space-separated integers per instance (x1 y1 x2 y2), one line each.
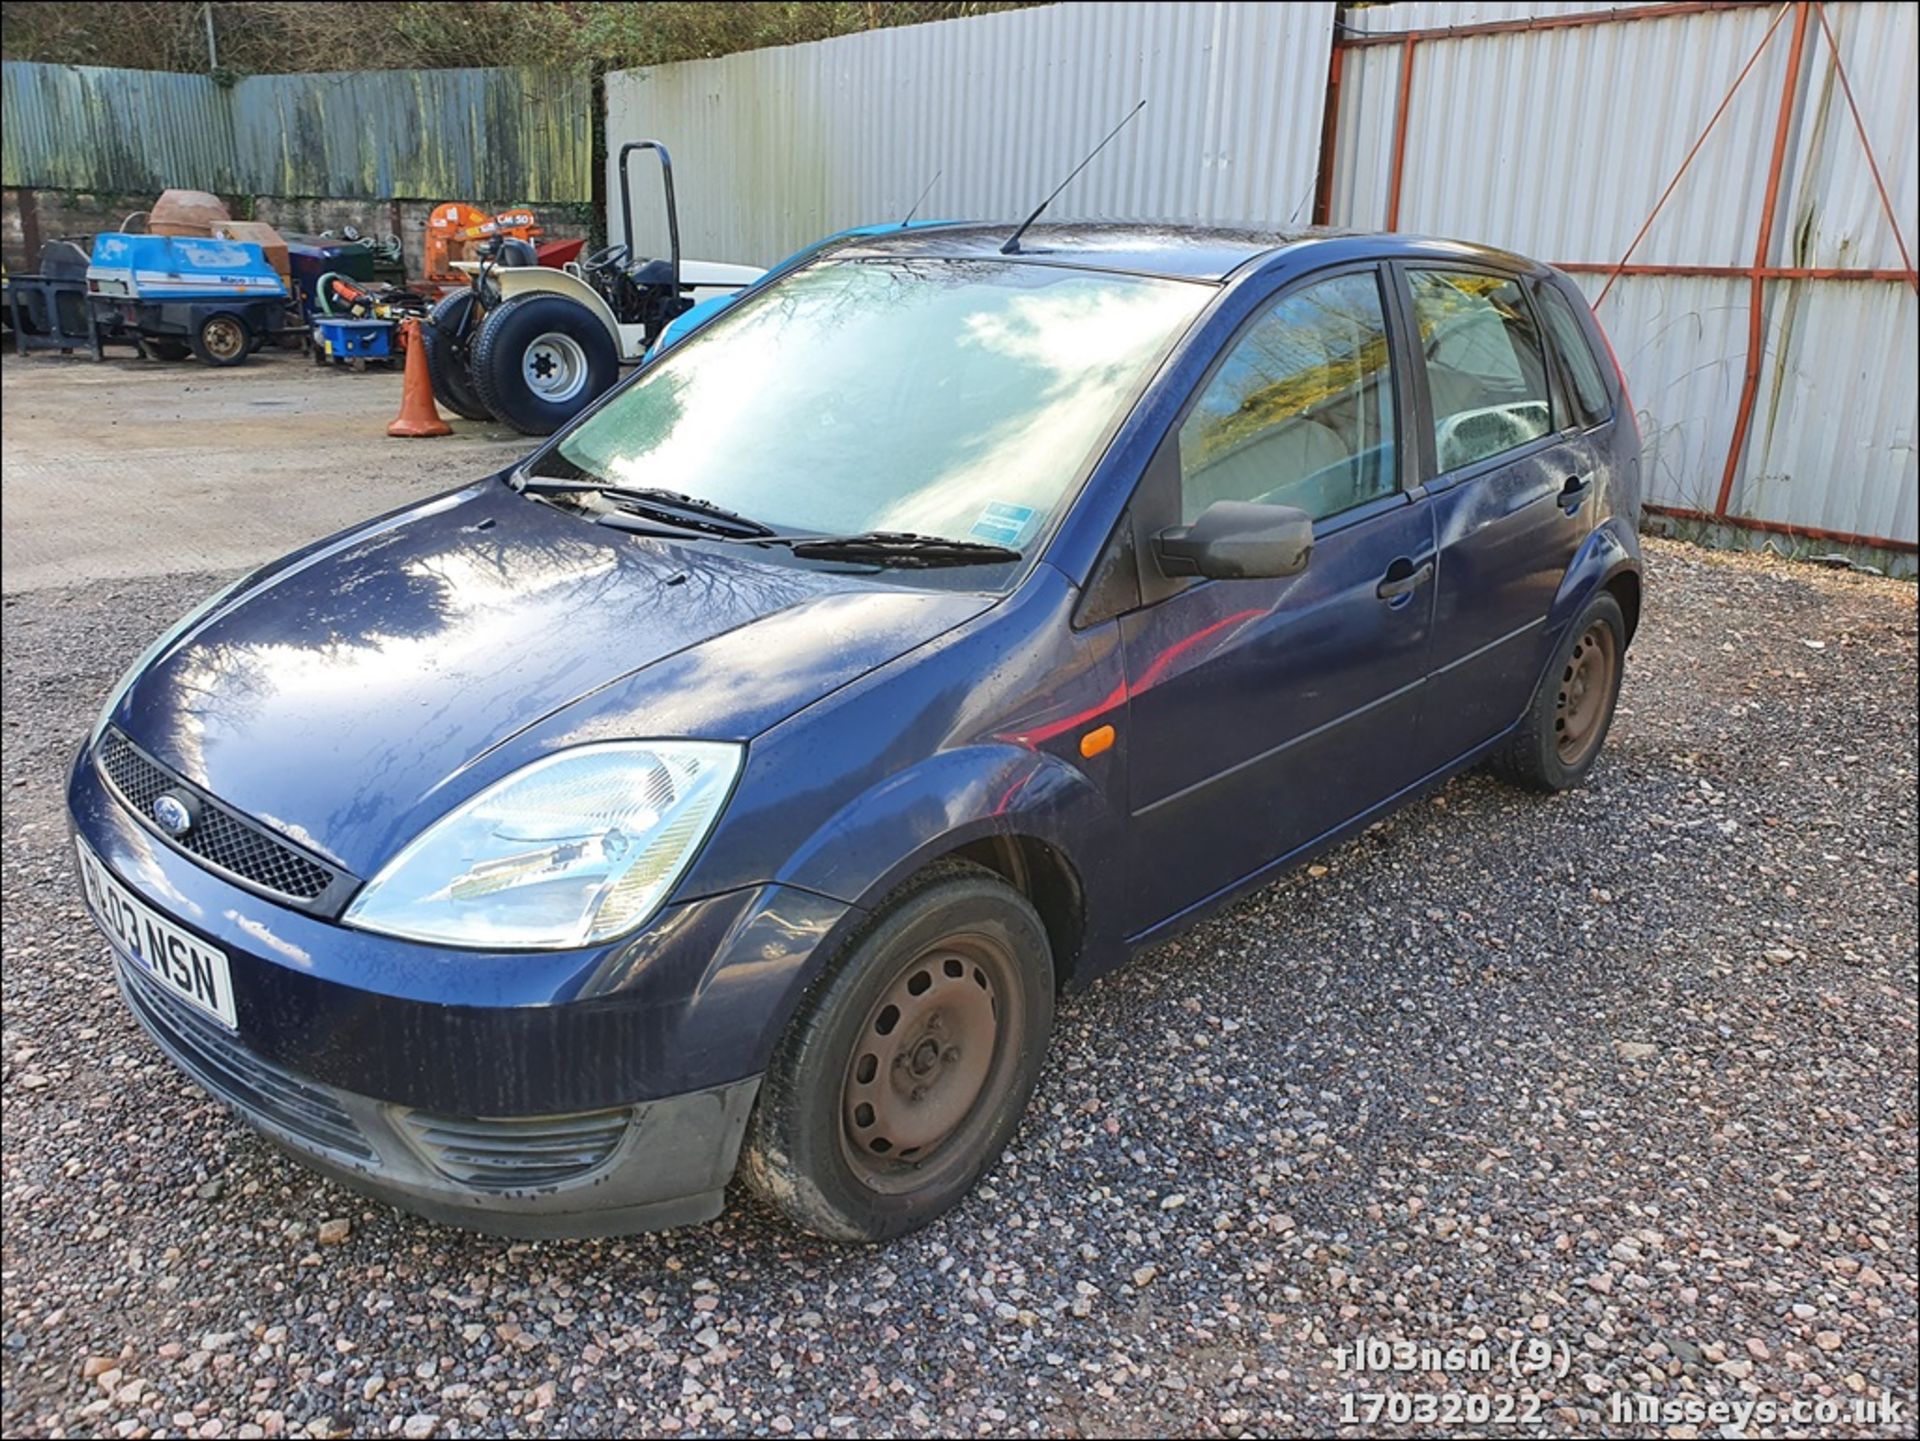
1535 282 1612 426
1177 271 1398 524
1408 269 1553 473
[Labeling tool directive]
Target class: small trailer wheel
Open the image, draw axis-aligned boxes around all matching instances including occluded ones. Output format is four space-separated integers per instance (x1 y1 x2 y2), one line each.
192 313 252 368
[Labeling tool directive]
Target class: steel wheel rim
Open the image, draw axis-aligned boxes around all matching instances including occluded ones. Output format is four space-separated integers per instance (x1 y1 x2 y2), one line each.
1554 620 1618 765
522 331 589 403
202 318 246 361
841 933 1010 1191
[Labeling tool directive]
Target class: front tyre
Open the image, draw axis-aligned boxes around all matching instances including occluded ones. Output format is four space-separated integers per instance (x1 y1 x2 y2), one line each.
468 294 619 435
741 864 1055 1243
1490 590 1627 792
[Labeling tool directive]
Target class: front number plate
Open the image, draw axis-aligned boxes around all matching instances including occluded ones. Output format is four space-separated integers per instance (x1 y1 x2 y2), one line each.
75 838 238 1029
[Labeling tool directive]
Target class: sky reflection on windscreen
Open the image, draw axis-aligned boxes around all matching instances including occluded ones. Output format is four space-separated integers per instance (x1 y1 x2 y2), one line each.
556 260 1211 547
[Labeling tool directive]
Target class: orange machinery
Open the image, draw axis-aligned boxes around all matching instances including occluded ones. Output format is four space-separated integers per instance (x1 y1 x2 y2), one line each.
422 204 542 290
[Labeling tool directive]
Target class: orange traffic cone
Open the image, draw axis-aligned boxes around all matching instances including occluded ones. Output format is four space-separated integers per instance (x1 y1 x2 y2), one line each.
388 317 452 438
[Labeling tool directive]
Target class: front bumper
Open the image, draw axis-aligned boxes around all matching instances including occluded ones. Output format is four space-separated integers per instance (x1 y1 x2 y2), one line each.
69 741 857 1236
116 948 760 1237
69 748 852 1113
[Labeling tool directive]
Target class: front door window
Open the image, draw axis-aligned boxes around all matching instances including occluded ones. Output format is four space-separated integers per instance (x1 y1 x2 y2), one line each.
1177 271 1399 522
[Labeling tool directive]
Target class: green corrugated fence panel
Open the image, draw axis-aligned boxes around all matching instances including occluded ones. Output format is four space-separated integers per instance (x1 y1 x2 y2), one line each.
2 61 590 201
1 62 239 193
229 67 592 201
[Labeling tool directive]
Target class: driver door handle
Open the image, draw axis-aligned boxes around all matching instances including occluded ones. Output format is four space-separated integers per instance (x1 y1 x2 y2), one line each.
1559 473 1594 510
1376 558 1435 601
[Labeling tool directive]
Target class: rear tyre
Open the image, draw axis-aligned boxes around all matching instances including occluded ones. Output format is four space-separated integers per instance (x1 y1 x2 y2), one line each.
423 290 493 421
468 294 619 435
740 864 1055 1243
1489 591 1627 792
191 312 251 368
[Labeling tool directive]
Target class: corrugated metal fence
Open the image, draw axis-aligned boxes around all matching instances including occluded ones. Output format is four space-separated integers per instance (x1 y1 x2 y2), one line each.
1324 0 1917 561
604 1 1335 268
606 0 1915 567
4 7 1912 559
1 61 592 202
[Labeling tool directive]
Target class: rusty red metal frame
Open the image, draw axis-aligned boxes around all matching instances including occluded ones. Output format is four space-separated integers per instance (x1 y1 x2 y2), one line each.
1645 503 1919 554
1319 0 1915 554
1311 38 1345 226
1713 1 1814 518
1593 1 1794 310
1563 262 1915 280
1385 37 1417 231
1338 0 1778 47
1812 1 1917 285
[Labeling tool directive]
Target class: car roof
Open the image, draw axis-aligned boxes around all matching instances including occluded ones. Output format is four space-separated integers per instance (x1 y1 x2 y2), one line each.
832 221 1541 284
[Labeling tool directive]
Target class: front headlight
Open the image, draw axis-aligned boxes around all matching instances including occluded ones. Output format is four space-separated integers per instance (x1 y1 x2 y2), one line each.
343 741 742 950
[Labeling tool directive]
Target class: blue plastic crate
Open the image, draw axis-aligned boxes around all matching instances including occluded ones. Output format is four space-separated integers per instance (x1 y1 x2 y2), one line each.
312 317 394 360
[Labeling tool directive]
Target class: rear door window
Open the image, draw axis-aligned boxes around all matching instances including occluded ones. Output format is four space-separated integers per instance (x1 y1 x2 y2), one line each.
1407 269 1553 473
1534 282 1612 426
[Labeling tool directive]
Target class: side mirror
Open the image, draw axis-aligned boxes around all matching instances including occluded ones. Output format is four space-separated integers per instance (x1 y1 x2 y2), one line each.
1153 500 1314 580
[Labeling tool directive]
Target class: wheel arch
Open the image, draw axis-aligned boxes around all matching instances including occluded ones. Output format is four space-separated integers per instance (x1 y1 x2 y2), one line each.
804 820 1101 1001
769 743 1123 1002
942 833 1087 992
491 268 622 350
1603 565 1642 643
468 291 622 435
1547 521 1642 646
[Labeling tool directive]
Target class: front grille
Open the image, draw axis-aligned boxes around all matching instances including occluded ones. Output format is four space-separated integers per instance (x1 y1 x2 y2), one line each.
397 1107 631 1190
96 730 339 904
116 955 376 1163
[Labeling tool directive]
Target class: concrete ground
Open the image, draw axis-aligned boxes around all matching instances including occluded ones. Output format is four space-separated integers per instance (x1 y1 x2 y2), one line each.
1 350 532 594
2 353 1915 1438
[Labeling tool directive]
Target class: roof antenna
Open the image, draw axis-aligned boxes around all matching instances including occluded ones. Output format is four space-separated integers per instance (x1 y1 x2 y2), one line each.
900 168 942 227
1001 99 1146 255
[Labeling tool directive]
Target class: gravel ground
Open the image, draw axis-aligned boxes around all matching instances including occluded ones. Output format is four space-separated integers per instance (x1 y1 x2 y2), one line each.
2 538 1915 1439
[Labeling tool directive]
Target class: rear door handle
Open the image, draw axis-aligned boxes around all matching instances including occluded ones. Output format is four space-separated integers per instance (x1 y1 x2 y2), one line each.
1376 558 1435 601
1559 473 1594 511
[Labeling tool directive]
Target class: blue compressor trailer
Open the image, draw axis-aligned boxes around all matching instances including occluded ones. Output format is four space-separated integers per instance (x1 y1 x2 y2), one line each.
86 233 291 366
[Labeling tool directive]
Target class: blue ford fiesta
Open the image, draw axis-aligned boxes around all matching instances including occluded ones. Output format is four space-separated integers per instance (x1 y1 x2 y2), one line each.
70 224 1643 1242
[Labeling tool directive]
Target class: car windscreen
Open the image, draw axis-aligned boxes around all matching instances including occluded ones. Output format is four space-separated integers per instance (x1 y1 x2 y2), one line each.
536 258 1212 555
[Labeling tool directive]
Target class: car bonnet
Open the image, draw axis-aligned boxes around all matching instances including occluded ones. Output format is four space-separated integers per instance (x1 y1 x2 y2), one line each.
105 481 992 876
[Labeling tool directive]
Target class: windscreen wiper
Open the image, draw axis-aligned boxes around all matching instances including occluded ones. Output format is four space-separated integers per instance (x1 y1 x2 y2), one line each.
547 498 1020 568
768 531 1022 567
517 477 775 538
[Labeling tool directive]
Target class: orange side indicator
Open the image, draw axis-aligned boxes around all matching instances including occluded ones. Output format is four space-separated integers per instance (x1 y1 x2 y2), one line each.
1079 724 1116 759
